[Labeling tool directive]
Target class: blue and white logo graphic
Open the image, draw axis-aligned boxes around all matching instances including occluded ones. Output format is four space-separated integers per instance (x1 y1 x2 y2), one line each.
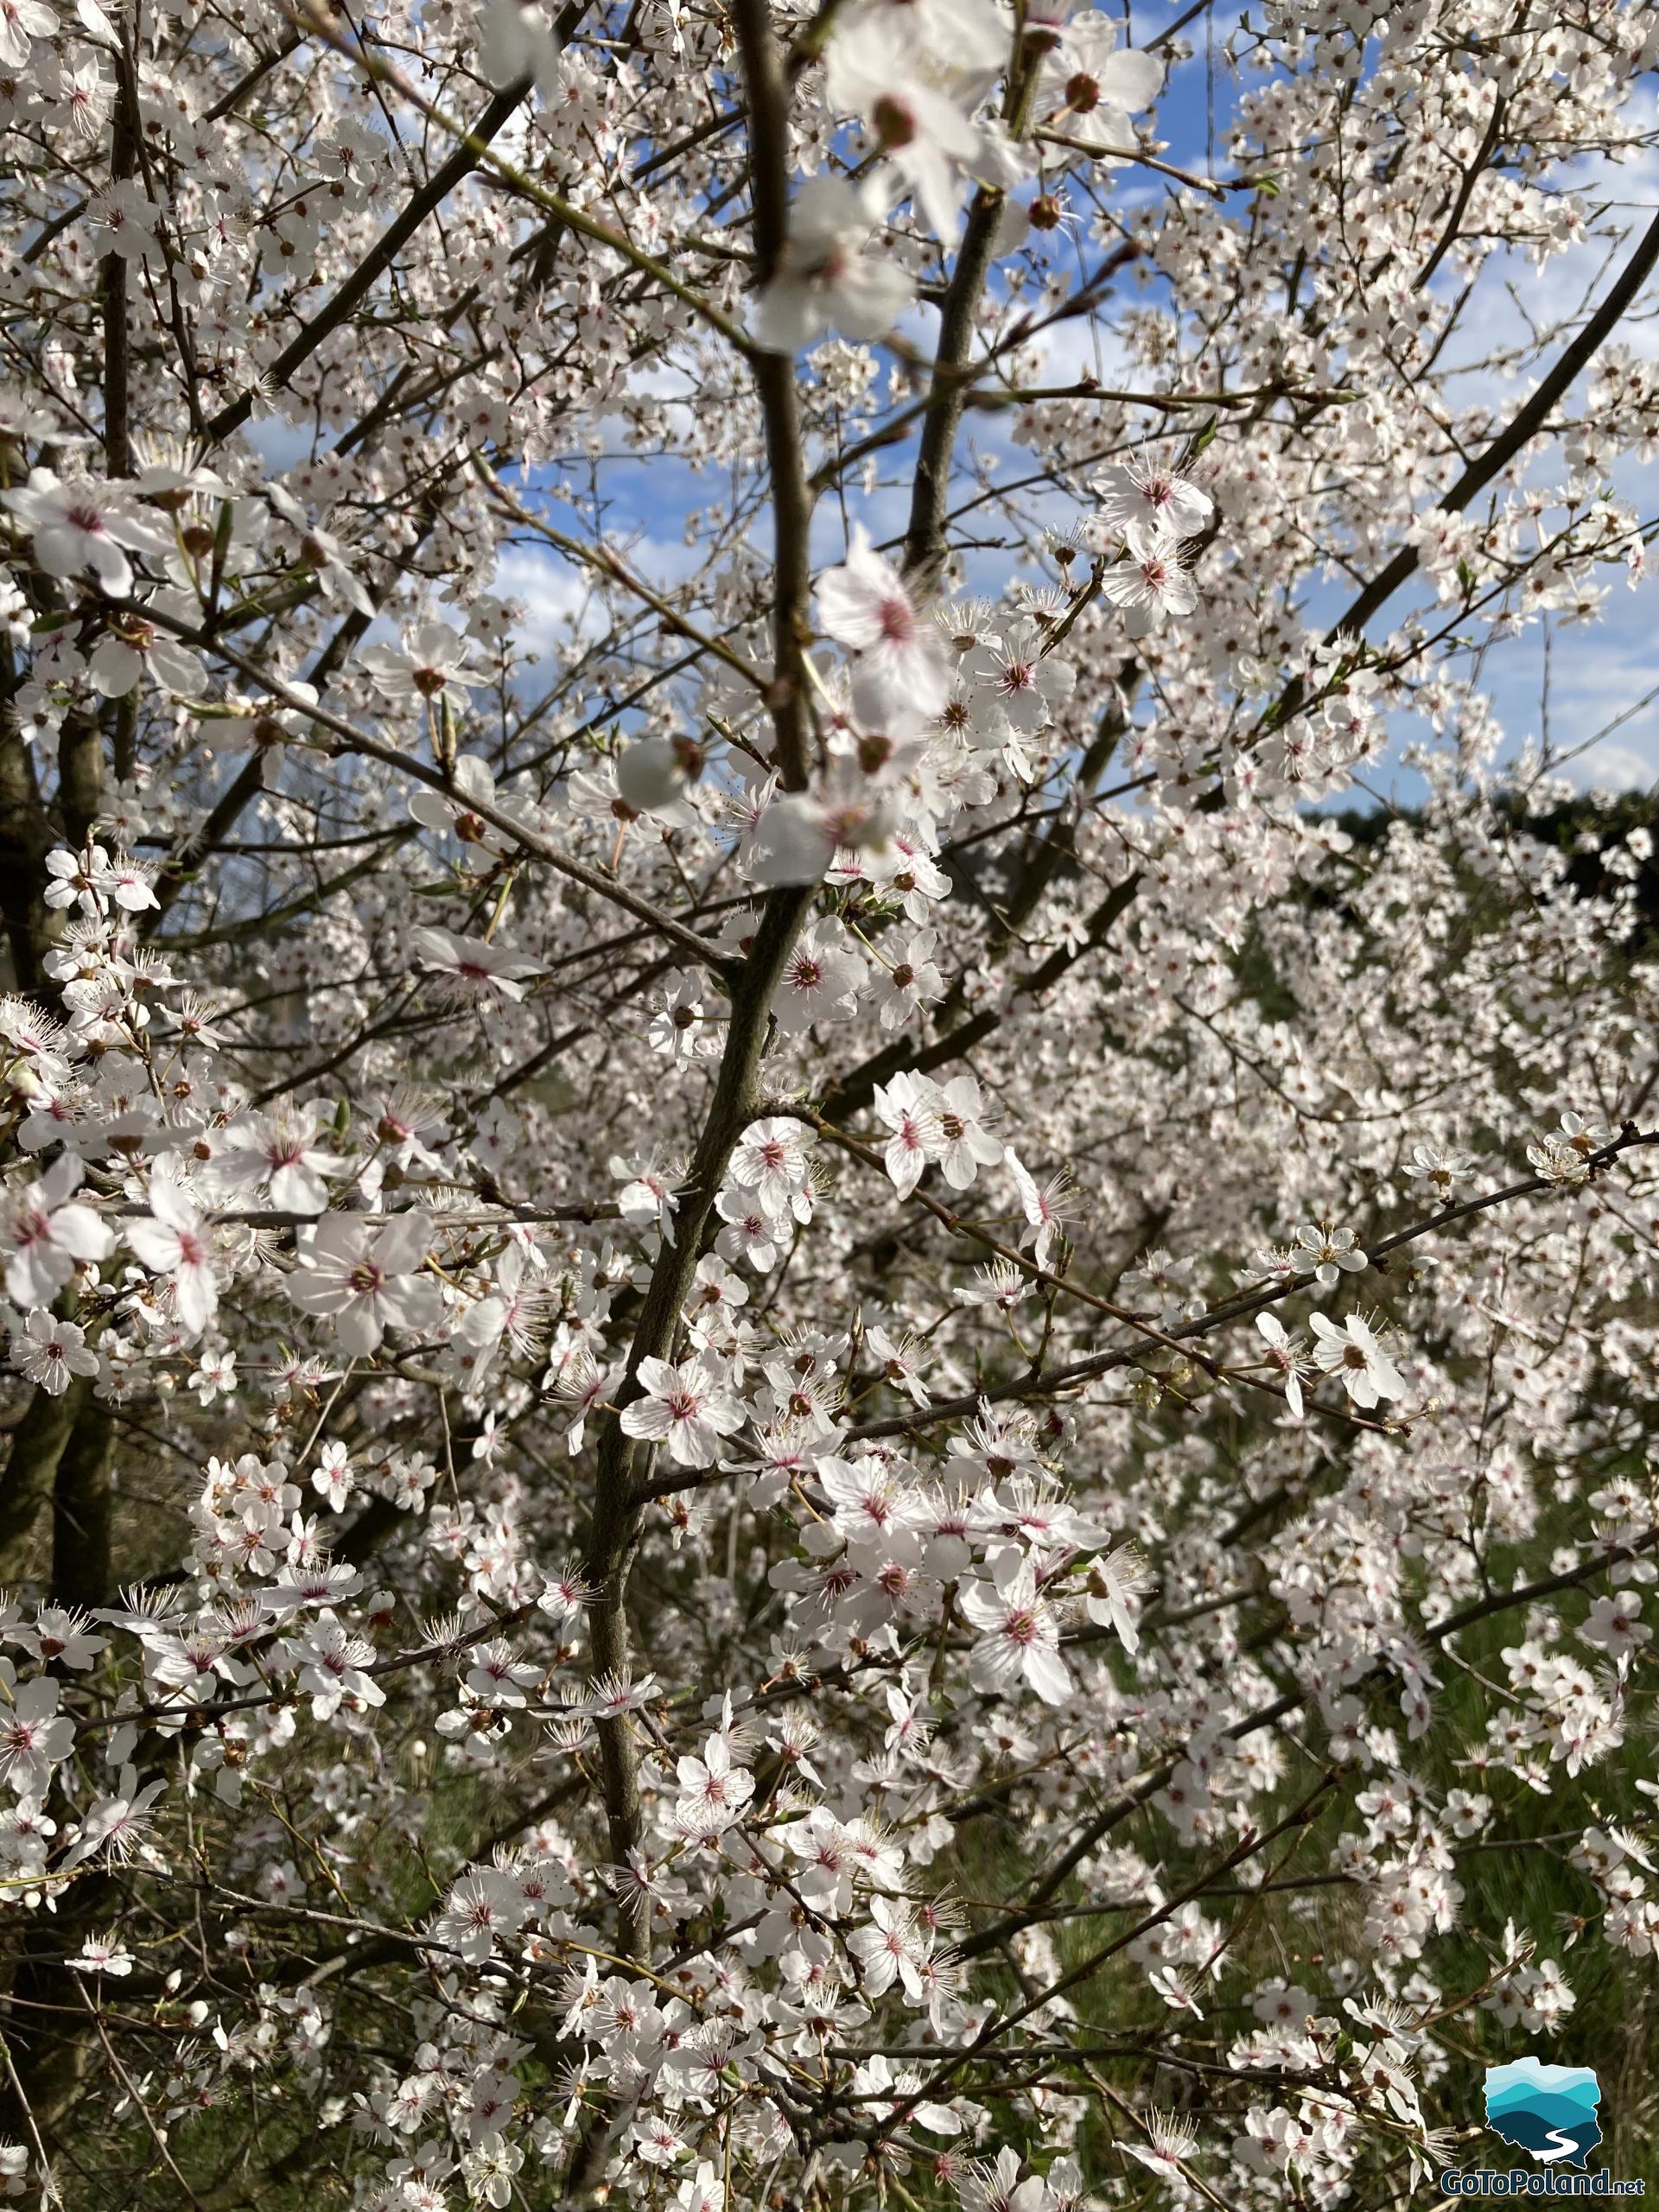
1484 2059 1603 2169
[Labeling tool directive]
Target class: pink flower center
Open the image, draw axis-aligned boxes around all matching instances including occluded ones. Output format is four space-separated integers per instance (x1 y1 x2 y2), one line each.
876 595 916 643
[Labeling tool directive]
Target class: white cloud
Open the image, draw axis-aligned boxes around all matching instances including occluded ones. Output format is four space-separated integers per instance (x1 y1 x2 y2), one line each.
492 543 604 660
1566 741 1656 794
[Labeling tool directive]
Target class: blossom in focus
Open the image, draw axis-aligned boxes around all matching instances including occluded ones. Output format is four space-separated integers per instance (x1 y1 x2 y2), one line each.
1290 1220 1367 1288
86 603 207 698
1527 1111 1608 1188
10 1308 99 1396
674 1731 754 1834
769 919 868 1034
0 1678 75 1796
214 1101 343 1216
962 619 1077 740
620 1354 744 1467
958 1547 1071 1705
868 927 944 1031
1405 1143 1479 1203
1004 1147 1082 1272
872 1070 940 1199
1100 520 1198 624
847 1894 932 1999
42 843 157 916
63 1767 167 1868
931 1074 1003 1190
1045 13 1163 147
728 1116 817 1223
287 1216 441 1357
1083 1541 1154 1652
1092 452 1212 540
1308 1311 1407 1408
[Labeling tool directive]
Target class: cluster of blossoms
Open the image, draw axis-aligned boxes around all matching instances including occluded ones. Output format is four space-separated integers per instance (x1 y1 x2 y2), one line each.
0 0 1657 2208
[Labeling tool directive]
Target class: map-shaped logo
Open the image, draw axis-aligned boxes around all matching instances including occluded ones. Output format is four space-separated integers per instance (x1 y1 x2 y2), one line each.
1484 2058 1602 2167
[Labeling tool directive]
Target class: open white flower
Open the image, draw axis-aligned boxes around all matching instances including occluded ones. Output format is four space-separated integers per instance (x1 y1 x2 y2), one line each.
1 467 169 596
63 1766 167 1868
1308 1311 1407 1408
620 1354 744 1467
841 0 1007 75
817 528 950 721
1290 1220 1367 1289
872 1070 941 1199
1092 452 1212 540
748 768 897 888
962 620 1077 738
87 601 206 698
826 26 985 239
1100 520 1198 624
126 1165 218 1335
1254 1312 1310 1419
1045 15 1163 149
67 1930 134 1976
0 0 58 72
958 1547 1072 1706
413 926 542 1006
1 1155 113 1308
10 1309 99 1396
287 1215 441 1357
752 177 915 354
728 1116 817 1221
213 1101 343 1216
848 1894 932 1999
932 1074 1003 1190
615 733 705 816
675 1731 754 1834
408 753 537 853
359 620 481 705
0 1678 75 1796
768 920 868 1034
868 928 944 1031
1083 1541 1154 1652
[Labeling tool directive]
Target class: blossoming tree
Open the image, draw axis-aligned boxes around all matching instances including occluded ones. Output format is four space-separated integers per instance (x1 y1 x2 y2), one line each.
2 0 1659 2205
